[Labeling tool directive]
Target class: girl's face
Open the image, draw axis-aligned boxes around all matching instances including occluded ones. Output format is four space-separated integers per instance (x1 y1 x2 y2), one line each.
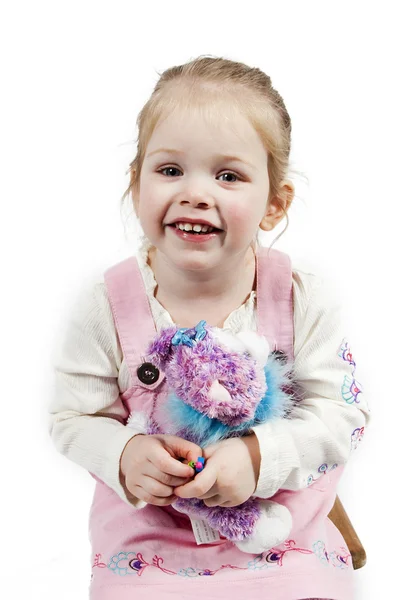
137 105 271 273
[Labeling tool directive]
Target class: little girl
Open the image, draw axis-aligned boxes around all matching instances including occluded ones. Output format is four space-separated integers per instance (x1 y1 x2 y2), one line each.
49 56 370 599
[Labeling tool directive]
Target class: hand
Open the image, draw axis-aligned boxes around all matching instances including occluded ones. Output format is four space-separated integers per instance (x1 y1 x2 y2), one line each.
120 434 202 506
174 435 261 508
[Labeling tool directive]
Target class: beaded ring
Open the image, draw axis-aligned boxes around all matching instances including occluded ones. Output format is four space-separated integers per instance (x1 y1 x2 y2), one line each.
188 456 205 474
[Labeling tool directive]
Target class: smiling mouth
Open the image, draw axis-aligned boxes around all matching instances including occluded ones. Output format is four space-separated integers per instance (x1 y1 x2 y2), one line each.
167 222 223 235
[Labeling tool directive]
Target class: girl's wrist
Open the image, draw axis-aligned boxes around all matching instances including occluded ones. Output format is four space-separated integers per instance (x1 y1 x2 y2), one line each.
120 434 143 477
242 433 261 489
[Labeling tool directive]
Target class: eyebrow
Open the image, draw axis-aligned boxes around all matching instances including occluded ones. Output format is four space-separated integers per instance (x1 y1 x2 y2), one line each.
146 148 255 169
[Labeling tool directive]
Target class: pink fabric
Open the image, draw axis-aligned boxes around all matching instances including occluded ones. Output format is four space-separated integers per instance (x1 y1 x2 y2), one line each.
256 248 294 357
88 248 354 599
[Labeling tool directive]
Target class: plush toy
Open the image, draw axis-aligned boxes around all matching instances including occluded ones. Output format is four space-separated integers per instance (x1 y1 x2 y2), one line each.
127 320 296 554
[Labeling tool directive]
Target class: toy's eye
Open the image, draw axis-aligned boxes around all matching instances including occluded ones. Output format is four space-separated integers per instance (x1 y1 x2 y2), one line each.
271 350 288 363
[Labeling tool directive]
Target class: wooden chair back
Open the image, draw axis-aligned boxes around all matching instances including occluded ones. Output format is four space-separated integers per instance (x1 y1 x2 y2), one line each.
328 496 367 570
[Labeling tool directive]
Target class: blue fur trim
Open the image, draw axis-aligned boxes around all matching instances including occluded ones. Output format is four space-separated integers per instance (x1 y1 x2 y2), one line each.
166 355 294 447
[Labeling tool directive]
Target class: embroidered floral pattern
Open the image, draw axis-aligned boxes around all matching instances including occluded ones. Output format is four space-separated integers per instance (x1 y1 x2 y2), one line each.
92 553 107 569
263 540 313 566
351 426 365 450
107 552 177 577
105 551 252 578
338 341 356 370
307 463 338 486
101 540 316 579
313 540 351 569
338 340 363 405
178 564 247 577
341 375 363 404
247 554 279 571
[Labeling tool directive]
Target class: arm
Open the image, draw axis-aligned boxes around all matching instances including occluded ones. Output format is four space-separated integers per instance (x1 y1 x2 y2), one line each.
48 281 147 507
251 270 371 499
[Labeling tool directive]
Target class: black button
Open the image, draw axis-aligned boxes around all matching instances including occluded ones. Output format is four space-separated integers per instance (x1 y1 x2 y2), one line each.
271 350 288 363
137 362 160 385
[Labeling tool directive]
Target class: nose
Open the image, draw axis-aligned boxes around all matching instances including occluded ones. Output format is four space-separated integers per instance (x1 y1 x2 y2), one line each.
178 186 215 210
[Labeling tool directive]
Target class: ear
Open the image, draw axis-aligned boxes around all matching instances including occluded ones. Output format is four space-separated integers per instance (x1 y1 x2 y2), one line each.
260 181 295 232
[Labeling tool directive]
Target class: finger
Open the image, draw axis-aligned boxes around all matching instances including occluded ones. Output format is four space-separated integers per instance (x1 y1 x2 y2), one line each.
196 484 218 500
134 486 177 507
164 436 203 466
148 446 196 479
174 465 217 498
219 500 240 508
203 495 224 508
144 463 191 487
140 475 175 498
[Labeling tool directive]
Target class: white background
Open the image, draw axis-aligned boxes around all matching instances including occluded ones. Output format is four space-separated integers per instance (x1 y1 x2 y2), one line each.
1 1 398 598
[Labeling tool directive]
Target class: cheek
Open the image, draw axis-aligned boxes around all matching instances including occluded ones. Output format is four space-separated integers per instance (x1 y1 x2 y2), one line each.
225 201 262 231
137 181 164 227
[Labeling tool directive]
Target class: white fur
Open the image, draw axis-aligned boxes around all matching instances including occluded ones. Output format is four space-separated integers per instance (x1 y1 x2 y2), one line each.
235 500 292 554
236 331 270 366
211 328 270 367
126 411 148 433
211 328 249 354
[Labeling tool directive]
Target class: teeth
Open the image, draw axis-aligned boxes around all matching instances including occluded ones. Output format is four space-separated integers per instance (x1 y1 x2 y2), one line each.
176 222 214 233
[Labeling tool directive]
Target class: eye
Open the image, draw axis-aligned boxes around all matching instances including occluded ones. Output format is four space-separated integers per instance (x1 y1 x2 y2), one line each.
217 172 240 183
157 167 242 182
158 166 183 177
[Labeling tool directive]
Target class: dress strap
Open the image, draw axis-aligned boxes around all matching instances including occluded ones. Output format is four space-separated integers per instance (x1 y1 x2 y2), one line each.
105 248 294 376
104 257 156 383
256 247 294 361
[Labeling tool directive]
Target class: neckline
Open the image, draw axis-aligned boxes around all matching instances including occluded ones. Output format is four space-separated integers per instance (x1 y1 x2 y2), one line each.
135 239 257 330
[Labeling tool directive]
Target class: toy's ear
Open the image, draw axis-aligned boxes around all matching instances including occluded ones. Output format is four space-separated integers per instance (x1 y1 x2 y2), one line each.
211 328 251 354
207 380 233 418
209 380 232 403
236 331 270 365
146 326 178 368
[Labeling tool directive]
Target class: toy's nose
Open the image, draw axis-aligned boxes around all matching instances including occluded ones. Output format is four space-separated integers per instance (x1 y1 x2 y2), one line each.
209 380 232 405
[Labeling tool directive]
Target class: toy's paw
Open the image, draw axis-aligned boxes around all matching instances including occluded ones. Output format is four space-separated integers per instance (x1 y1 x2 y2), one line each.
235 501 292 554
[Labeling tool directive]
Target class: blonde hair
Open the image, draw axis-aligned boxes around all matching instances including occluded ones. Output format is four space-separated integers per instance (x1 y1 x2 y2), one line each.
122 55 296 240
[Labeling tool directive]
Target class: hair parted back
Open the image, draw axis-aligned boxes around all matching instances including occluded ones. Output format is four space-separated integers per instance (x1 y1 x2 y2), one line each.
122 55 294 233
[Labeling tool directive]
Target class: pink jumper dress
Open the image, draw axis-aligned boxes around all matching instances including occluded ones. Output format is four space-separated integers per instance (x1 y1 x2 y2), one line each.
88 248 354 600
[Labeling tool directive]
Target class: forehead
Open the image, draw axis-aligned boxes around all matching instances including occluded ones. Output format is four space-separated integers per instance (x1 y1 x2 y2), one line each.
146 94 267 161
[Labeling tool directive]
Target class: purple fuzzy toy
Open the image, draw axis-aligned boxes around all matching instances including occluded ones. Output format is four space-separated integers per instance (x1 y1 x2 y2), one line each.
127 321 296 554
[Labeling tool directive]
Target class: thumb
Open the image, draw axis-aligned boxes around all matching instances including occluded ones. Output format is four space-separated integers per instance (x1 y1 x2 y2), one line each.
164 435 203 464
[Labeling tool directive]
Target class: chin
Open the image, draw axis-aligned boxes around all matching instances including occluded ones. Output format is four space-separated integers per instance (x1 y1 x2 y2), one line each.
172 253 217 272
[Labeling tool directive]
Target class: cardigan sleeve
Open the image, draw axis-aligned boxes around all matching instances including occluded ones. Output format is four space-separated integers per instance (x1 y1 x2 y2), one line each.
252 270 371 498
48 282 147 508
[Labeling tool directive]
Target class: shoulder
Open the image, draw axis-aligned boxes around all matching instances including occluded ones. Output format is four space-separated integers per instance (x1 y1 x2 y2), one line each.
291 266 346 358
292 266 340 316
53 276 123 369
292 262 345 337
70 279 114 328
256 247 342 326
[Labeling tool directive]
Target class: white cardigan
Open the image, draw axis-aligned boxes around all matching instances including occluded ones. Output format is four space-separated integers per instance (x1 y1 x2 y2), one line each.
49 243 370 507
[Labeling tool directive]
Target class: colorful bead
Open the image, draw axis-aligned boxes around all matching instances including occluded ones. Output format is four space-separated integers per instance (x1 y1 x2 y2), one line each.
188 457 205 474
195 457 205 473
